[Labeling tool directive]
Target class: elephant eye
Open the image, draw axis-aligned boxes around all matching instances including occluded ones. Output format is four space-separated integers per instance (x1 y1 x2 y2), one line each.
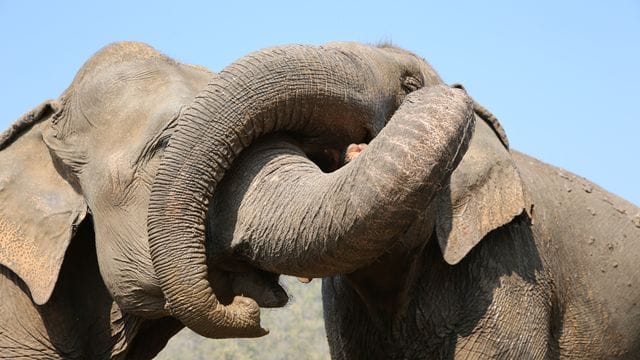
135 131 172 167
401 75 423 94
148 135 171 158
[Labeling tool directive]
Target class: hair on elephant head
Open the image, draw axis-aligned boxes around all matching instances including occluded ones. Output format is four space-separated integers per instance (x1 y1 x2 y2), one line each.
0 42 293 358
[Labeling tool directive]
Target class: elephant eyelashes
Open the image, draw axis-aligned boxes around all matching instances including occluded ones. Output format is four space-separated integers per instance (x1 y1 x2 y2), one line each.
401 75 422 94
135 127 173 167
148 135 171 158
134 108 182 167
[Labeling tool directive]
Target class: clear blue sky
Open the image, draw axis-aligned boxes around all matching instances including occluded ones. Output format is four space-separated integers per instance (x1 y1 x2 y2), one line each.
1 1 638 205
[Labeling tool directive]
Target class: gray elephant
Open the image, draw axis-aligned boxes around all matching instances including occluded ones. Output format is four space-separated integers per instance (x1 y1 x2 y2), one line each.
0 42 288 359
148 43 640 358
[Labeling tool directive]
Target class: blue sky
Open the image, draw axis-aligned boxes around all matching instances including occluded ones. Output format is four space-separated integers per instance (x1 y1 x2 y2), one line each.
1 1 638 205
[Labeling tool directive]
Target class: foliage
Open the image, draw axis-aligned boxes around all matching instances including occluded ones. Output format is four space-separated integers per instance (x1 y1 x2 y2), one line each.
156 276 329 359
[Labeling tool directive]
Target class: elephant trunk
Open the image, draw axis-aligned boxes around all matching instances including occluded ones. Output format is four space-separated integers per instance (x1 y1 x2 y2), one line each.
147 44 471 338
212 85 475 278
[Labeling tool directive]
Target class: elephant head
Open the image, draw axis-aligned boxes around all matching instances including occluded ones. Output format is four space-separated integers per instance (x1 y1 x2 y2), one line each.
0 42 286 333
147 42 501 337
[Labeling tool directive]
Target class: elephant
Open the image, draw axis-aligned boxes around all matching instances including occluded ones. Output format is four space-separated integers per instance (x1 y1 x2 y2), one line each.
148 42 640 358
0 41 289 359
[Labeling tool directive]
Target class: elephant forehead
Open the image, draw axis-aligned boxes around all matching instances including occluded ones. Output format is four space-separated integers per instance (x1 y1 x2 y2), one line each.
58 54 208 147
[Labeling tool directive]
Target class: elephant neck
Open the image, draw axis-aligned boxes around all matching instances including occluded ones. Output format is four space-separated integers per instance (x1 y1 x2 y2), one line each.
345 232 433 328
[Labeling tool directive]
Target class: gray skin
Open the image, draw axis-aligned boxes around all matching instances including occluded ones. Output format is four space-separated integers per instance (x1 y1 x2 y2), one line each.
0 42 286 359
152 43 640 357
147 42 463 338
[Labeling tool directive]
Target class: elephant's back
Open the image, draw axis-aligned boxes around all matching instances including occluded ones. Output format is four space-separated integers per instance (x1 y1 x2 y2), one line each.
512 150 640 357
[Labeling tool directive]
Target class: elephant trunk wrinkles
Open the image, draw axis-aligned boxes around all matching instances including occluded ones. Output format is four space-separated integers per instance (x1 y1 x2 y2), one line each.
147 44 472 338
215 85 475 278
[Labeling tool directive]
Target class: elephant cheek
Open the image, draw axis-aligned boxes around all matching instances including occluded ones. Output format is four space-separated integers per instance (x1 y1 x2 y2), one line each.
92 210 169 318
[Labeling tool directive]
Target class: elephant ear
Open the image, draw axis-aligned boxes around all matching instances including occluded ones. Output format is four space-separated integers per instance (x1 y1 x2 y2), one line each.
436 105 526 265
0 101 87 305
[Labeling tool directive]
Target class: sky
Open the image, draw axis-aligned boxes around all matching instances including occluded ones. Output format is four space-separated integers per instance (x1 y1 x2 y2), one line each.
1 1 638 205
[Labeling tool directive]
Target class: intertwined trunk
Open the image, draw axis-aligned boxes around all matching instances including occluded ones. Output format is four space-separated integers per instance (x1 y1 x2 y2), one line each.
147 43 473 338
211 87 475 278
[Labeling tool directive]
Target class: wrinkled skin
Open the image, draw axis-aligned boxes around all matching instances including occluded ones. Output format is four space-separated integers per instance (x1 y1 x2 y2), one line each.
147 41 472 338
195 52 640 357
0 42 286 359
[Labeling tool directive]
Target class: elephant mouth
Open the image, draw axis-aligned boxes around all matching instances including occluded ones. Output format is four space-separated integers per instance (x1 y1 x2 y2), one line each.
305 146 345 172
297 130 373 172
